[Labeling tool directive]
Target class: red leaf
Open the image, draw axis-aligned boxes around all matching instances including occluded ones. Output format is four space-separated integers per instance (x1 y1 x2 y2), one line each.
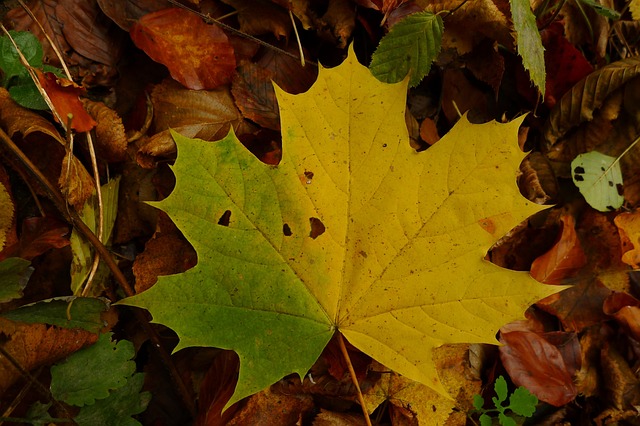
34 70 97 132
499 330 577 406
530 214 587 284
130 8 236 90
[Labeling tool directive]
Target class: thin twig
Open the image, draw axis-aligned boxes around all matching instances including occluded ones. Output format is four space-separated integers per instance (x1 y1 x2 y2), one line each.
17 0 71 78
164 0 317 67
0 128 197 418
337 333 372 426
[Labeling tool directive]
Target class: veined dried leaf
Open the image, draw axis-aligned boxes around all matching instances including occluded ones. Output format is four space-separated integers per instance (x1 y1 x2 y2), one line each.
0 169 14 251
543 57 640 148
138 79 242 167
546 89 621 162
59 151 95 210
519 152 558 204
222 0 291 38
97 0 172 31
231 63 280 130
81 99 127 161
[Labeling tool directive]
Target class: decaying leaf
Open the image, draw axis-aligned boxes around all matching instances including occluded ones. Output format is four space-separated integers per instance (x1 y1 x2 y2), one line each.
118 46 563 406
543 57 640 148
0 87 93 209
222 0 291 39
130 8 236 90
0 170 13 251
0 317 97 395
81 99 127 161
138 79 243 167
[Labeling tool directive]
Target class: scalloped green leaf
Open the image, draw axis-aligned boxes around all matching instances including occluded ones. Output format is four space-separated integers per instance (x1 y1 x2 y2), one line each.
50 332 136 406
369 11 443 87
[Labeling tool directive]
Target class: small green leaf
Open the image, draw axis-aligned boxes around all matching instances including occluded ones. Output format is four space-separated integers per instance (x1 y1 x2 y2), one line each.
571 151 624 212
498 412 517 426
0 257 32 303
50 332 136 406
473 394 485 410
510 0 546 95
577 0 621 19
369 11 443 87
1 297 109 333
494 375 508 405
8 81 49 110
73 373 151 426
509 386 538 417
0 30 43 82
479 413 493 426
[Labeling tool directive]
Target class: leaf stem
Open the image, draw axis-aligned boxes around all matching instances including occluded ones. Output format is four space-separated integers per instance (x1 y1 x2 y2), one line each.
337 333 372 426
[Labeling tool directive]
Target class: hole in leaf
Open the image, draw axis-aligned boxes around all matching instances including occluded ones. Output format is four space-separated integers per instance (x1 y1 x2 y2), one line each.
574 166 585 174
218 210 231 226
574 175 584 182
309 217 325 239
304 170 314 181
283 223 292 236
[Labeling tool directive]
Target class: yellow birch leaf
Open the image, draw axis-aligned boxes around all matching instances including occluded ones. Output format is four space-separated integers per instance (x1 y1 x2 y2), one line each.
118 45 566 406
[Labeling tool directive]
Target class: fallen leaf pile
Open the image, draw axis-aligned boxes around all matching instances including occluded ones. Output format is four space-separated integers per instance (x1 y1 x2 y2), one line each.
1 1 640 425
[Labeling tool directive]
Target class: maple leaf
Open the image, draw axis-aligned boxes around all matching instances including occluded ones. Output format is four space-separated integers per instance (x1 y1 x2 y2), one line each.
118 46 563 406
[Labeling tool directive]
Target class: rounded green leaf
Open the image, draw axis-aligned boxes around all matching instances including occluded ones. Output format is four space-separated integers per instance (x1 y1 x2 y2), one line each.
571 151 624 212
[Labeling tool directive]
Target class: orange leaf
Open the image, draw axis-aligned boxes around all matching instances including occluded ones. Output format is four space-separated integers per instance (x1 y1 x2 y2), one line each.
130 8 236 90
530 214 587 284
34 70 97 132
614 210 640 269
603 292 640 341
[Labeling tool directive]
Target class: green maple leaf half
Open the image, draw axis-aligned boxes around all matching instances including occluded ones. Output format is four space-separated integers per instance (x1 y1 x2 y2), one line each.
118 46 564 407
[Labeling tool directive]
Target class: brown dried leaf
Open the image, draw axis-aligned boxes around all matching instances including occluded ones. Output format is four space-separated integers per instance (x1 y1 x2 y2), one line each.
196 351 240 426
0 317 97 395
600 343 640 410
54 0 123 66
518 152 558 204
222 0 291 38
419 0 511 55
138 79 242 166
364 345 479 425
0 88 93 209
231 63 280 130
226 386 314 425
543 58 640 149
499 330 577 406
133 213 197 293
97 0 168 31
130 8 236 90
255 45 317 95
317 0 356 48
81 99 127 161
313 410 366 426
546 89 621 162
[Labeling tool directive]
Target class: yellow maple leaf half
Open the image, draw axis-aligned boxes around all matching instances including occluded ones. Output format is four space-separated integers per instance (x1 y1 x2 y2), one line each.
119 46 565 406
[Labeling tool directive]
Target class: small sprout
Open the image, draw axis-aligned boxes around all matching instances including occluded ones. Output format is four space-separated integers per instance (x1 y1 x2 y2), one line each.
471 376 537 426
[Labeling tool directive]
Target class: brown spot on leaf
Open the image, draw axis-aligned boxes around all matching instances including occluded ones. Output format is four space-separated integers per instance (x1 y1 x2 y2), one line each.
309 217 325 239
